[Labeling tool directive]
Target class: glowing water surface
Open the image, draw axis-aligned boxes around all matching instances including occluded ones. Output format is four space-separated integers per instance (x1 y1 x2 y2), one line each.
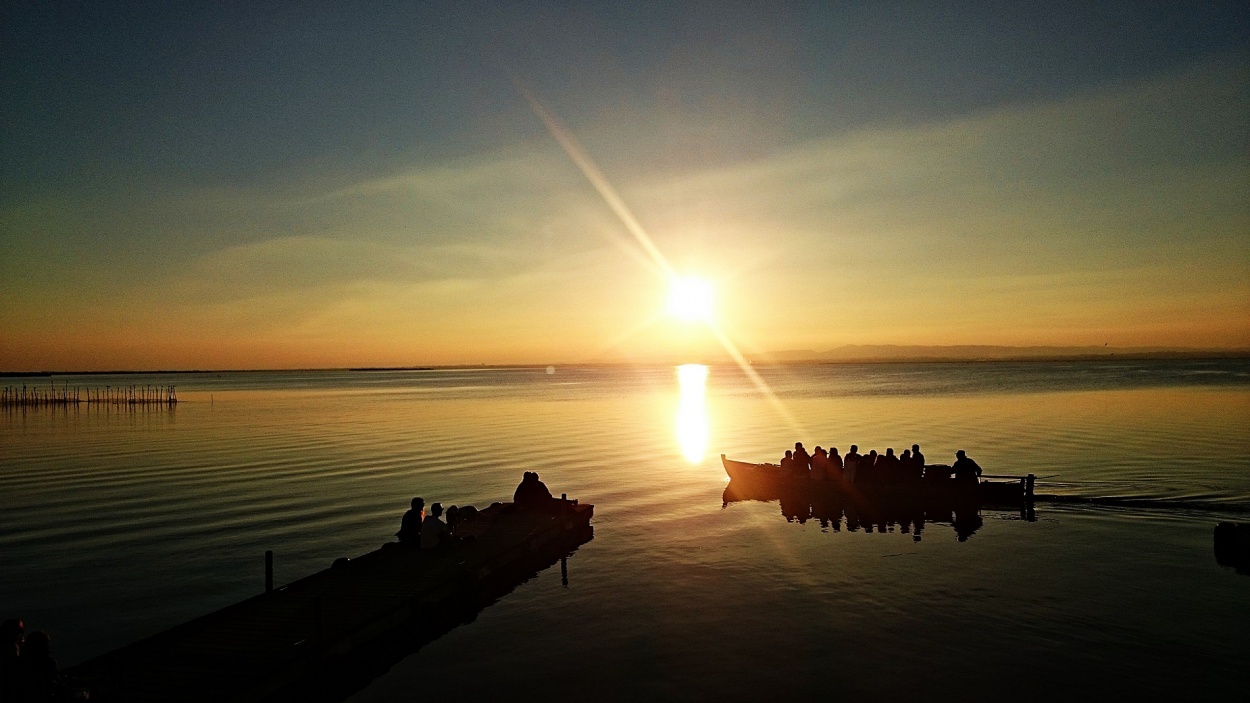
1 360 1247 700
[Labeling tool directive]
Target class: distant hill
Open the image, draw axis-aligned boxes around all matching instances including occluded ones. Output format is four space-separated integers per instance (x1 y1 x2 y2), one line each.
761 345 1250 363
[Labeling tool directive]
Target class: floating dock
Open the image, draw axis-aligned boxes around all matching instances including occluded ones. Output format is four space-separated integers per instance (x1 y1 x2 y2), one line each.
66 498 594 702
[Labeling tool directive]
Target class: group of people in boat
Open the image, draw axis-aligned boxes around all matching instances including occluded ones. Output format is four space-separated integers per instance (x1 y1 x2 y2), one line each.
1 618 88 702
780 443 983 484
395 472 561 548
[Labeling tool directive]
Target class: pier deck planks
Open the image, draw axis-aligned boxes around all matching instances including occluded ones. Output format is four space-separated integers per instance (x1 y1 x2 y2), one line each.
66 501 594 702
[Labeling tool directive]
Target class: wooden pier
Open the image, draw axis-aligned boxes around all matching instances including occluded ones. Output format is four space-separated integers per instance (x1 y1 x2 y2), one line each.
65 498 594 702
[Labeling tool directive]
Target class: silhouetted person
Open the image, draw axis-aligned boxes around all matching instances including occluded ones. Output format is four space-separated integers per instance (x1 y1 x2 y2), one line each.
421 503 447 548
829 447 843 479
900 449 920 482
810 447 829 481
17 631 86 701
0 618 22 701
780 450 794 475
860 450 878 484
513 471 555 508
793 442 811 477
396 497 425 544
912 444 925 470
845 445 860 483
880 448 899 483
952 450 982 483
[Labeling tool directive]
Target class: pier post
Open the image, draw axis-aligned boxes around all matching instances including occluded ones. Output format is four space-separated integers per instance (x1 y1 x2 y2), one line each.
265 550 274 593
1026 474 1036 499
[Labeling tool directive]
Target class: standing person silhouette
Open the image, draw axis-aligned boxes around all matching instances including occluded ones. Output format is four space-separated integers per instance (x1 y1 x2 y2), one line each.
952 450 983 483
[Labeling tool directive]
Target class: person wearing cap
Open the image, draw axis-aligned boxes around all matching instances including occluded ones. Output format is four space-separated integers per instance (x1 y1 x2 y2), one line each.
952 450 983 483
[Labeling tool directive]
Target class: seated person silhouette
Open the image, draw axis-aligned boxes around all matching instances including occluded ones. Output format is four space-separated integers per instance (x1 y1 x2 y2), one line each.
421 503 448 548
513 471 556 510
952 450 983 483
396 497 425 544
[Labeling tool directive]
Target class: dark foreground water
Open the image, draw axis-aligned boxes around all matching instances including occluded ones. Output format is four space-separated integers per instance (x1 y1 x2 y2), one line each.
2 360 1248 700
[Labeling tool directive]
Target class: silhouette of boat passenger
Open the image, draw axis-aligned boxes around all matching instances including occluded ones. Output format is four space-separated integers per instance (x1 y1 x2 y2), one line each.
952 450 983 483
810 447 829 481
829 446 843 480
793 442 811 478
513 471 557 510
421 503 448 548
844 445 860 483
780 450 794 475
396 497 425 545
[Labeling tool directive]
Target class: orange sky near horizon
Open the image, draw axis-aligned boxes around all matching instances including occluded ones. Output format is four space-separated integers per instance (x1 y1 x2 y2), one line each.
2 9 1248 372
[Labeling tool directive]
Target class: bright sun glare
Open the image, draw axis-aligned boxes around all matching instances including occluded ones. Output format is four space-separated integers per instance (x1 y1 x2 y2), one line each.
668 276 714 323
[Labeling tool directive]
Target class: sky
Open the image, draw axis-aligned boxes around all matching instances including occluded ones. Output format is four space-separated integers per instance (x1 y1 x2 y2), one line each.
1 1 1247 370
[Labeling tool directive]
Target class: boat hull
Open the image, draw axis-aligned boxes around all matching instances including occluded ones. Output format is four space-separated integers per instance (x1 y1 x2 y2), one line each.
721 455 1028 506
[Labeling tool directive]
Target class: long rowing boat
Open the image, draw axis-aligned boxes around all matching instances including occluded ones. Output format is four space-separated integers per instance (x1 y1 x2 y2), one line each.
721 454 1034 506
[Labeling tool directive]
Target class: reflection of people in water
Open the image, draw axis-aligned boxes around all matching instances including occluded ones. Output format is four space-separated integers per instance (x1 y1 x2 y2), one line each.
952 450 983 483
952 507 984 541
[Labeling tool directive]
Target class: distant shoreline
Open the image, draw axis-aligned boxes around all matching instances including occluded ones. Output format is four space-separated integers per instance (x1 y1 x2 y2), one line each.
2 349 1248 376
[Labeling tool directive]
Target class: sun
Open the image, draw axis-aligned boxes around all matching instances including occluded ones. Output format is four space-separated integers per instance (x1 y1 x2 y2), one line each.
668 276 714 323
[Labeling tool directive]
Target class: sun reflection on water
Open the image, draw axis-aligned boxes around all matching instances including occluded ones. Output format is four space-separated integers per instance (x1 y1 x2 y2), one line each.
676 364 710 463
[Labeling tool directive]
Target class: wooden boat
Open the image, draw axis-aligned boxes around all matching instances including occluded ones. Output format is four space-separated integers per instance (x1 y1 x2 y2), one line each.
722 454 1034 506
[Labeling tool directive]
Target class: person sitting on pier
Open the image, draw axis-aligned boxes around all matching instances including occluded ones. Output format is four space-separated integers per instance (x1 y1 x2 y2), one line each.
792 442 811 477
513 471 555 509
952 450 983 483
810 447 829 481
396 497 425 545
421 503 448 548
0 618 23 700
844 445 860 483
16 631 85 702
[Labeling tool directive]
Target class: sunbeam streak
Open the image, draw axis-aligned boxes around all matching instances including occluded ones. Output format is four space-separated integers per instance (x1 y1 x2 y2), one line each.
520 86 803 435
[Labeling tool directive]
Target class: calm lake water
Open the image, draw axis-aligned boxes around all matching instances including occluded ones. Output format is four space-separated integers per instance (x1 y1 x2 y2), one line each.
2 360 1248 700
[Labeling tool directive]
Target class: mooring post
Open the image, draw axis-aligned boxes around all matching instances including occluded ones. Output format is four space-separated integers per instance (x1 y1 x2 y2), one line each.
265 550 274 593
1026 474 1036 499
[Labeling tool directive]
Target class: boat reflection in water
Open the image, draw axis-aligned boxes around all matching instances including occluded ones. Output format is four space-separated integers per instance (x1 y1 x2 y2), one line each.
675 364 710 463
723 479 1034 542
